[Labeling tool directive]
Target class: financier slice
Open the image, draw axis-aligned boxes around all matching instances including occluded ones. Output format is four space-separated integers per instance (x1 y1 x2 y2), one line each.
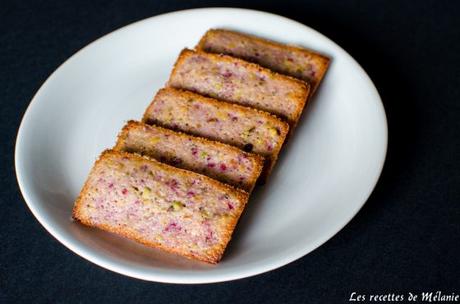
168 49 309 128
196 29 330 94
142 88 289 180
114 121 264 192
73 149 249 264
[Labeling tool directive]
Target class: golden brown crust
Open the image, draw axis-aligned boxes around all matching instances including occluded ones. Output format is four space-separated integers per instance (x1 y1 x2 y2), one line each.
73 149 249 264
167 49 310 128
112 124 129 151
114 120 265 192
197 29 329 94
142 87 289 181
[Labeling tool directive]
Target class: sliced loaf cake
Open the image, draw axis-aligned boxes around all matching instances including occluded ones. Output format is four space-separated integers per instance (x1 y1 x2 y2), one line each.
197 29 330 94
168 49 309 127
114 121 264 192
73 150 249 264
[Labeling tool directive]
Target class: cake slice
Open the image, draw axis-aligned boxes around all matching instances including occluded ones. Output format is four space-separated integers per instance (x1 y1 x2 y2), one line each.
196 29 330 94
73 150 249 264
114 121 264 192
142 88 289 180
167 49 309 127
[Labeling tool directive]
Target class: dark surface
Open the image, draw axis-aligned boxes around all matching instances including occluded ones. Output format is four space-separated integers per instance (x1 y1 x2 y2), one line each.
1 1 459 303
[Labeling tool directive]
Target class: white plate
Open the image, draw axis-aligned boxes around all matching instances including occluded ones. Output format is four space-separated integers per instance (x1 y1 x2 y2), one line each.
15 8 387 283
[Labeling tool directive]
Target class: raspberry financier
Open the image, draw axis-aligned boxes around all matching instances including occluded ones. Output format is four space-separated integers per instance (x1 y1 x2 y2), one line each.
197 29 330 94
73 150 249 264
168 49 309 128
114 121 264 192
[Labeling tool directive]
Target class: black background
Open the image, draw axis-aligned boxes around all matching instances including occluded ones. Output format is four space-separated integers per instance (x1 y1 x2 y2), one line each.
2 1 459 303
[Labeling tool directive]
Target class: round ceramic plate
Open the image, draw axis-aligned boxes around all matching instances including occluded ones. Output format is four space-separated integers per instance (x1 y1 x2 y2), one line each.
15 8 387 283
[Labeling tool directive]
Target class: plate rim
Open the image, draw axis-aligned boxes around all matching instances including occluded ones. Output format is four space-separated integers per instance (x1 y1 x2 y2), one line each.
15 7 388 283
